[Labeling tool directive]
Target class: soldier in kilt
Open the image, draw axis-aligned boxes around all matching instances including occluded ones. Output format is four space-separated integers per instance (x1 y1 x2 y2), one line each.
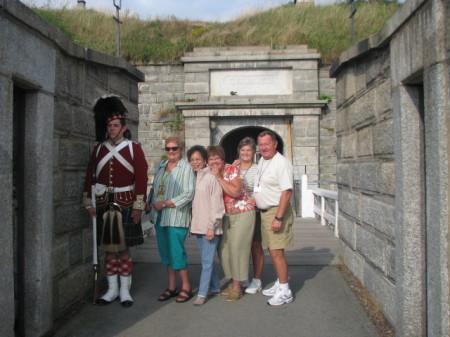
83 96 148 308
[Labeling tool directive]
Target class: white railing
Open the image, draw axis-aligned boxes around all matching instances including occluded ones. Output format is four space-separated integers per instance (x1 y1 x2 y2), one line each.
300 175 339 237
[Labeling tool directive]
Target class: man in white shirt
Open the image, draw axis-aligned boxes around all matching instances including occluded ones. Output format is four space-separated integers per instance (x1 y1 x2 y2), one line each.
253 130 294 306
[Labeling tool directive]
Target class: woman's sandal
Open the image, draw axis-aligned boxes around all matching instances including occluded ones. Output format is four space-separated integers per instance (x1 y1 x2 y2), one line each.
176 289 193 303
157 288 179 301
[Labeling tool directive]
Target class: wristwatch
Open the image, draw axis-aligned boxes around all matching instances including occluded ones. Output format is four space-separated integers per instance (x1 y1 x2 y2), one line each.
275 216 284 221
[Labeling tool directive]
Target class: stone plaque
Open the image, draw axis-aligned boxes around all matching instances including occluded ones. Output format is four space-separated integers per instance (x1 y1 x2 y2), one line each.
210 69 293 96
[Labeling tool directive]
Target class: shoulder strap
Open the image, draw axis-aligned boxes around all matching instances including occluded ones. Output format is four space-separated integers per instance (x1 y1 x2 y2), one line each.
104 142 135 174
128 140 134 160
96 143 102 158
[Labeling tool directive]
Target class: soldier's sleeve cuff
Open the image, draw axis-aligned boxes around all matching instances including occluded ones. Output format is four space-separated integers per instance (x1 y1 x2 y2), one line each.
133 195 145 211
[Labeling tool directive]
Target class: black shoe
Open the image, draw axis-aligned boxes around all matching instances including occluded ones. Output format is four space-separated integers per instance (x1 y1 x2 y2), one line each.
96 298 113 306
121 300 133 308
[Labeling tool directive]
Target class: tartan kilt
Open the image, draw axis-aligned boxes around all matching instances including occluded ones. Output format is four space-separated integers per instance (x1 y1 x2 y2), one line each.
96 204 144 252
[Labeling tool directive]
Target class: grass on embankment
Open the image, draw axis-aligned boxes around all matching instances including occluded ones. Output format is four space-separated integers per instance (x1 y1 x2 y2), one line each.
31 1 401 65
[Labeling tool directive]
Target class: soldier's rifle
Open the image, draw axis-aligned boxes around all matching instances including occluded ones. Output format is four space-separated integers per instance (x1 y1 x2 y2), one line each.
92 184 100 304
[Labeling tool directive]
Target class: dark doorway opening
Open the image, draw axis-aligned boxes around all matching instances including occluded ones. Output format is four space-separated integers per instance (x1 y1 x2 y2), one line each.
13 85 26 336
220 126 284 163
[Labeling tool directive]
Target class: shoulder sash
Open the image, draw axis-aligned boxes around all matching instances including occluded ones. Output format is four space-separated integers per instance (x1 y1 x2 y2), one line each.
96 141 134 177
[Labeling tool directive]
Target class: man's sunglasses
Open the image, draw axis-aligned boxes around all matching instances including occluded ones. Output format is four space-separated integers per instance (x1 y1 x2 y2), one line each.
165 146 179 152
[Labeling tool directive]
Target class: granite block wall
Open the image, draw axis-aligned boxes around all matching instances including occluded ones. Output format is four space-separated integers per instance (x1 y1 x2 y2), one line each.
138 64 185 181
333 41 400 335
52 51 142 324
331 0 449 335
0 1 144 335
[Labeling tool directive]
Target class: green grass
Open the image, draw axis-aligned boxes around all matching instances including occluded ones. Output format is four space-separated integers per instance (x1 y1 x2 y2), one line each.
30 2 401 65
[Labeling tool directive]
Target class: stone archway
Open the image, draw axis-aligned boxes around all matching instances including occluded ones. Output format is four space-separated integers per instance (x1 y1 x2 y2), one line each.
220 126 284 163
172 45 329 184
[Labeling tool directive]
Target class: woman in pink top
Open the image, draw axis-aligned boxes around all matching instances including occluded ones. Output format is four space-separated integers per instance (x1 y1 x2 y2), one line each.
207 146 255 302
188 145 225 306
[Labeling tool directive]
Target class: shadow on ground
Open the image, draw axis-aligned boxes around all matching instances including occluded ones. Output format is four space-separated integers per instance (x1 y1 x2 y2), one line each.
50 246 378 337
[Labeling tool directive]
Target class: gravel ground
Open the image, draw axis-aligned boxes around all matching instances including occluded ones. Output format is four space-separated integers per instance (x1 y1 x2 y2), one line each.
337 265 396 337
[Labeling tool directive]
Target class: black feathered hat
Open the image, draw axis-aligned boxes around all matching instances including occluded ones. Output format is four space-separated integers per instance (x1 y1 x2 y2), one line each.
93 95 128 142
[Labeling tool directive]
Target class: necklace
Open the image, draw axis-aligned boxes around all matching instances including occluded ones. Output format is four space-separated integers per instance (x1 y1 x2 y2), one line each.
256 158 272 187
239 162 254 180
158 171 170 196
157 161 175 196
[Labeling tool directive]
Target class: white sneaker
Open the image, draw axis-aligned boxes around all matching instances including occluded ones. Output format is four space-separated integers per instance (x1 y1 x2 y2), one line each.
267 288 294 306
245 279 262 294
262 280 279 297
193 295 206 306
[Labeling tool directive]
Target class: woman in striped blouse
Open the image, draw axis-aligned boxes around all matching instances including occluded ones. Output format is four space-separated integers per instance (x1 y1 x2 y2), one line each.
236 137 265 295
149 137 196 303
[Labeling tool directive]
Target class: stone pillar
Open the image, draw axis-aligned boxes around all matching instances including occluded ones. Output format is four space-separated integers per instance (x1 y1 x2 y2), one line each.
424 63 449 337
393 85 426 336
22 92 54 336
184 116 211 149
0 76 14 337
292 114 320 182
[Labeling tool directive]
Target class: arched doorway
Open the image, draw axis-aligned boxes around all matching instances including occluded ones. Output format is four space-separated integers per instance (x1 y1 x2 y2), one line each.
220 126 284 163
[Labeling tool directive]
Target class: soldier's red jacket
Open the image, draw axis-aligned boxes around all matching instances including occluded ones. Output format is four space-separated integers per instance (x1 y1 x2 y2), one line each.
83 139 148 210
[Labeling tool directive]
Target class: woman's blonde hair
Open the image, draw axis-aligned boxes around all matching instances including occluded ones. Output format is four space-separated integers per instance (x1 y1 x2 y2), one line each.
165 136 184 149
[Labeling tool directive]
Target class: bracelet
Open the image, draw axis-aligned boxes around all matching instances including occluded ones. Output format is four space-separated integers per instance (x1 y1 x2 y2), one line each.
162 201 166 208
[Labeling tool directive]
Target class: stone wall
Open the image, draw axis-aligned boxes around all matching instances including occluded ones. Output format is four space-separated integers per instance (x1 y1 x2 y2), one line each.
138 64 185 182
318 66 337 190
0 1 143 336
331 0 449 335
334 46 397 321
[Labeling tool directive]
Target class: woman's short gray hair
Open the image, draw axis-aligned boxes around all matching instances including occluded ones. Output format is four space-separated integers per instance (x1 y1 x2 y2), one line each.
237 137 256 153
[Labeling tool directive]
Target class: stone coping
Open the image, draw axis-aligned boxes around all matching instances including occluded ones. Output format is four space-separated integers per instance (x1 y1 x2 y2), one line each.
182 53 321 63
330 0 427 77
187 45 311 53
176 98 327 115
1 0 144 82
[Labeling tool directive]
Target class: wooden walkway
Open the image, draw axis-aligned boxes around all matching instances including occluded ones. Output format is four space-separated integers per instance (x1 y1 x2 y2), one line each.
131 217 342 266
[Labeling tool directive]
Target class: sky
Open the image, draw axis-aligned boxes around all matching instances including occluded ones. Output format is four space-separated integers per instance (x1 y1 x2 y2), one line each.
23 0 339 22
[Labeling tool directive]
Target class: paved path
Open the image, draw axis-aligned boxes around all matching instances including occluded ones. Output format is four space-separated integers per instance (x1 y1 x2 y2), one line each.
51 219 379 337
131 218 342 266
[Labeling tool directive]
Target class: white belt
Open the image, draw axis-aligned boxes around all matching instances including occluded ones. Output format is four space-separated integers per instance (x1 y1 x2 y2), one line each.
95 183 134 195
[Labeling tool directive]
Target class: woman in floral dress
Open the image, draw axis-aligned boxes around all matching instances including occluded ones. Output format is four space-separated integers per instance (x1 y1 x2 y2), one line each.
207 146 255 302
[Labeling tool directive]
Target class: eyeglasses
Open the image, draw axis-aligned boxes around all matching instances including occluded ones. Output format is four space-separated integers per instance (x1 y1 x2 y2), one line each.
165 147 179 152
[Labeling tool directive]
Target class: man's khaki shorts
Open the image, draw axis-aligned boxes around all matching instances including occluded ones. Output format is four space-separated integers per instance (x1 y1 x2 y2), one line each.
260 205 293 250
